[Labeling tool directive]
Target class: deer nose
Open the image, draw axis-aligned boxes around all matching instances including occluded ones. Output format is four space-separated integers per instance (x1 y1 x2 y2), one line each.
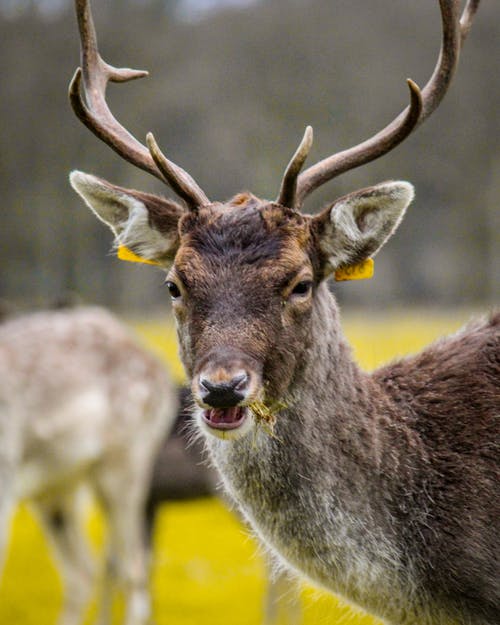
199 372 249 408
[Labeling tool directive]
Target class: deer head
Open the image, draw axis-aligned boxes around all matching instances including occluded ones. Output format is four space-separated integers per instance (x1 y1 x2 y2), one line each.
70 0 480 440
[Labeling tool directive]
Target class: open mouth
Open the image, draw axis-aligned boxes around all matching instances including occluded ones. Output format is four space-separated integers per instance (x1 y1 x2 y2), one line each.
202 406 248 430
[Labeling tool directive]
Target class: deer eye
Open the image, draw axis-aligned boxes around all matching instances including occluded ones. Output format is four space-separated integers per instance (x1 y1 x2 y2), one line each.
165 280 182 300
290 280 313 297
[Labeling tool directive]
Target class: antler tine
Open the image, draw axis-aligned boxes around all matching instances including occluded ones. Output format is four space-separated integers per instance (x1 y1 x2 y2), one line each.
292 79 423 208
276 126 314 208
460 0 480 43
70 0 209 209
294 0 480 208
147 133 209 207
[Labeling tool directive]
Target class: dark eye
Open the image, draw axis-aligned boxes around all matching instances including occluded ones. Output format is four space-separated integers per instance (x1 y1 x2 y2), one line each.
165 280 182 299
290 280 312 297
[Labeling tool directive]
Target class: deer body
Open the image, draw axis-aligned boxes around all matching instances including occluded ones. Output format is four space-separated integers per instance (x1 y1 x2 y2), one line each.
0 307 177 625
204 288 499 625
68 2 498 624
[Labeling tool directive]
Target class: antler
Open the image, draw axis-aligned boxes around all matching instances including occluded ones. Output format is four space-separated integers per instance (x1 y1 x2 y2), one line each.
276 126 314 208
279 0 481 209
69 0 209 209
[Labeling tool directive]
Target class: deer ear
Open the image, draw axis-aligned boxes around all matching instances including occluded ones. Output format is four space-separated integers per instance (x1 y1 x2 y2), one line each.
70 171 184 267
312 181 414 273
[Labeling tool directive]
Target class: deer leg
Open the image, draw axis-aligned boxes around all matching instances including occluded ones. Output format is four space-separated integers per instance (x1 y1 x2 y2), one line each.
0 486 15 585
93 458 152 625
0 426 20 585
33 488 96 625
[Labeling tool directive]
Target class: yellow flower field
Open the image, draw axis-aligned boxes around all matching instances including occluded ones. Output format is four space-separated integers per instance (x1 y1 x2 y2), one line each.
0 310 479 625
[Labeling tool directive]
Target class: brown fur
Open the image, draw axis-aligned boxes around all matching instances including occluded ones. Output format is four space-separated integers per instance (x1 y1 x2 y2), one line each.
372 314 500 621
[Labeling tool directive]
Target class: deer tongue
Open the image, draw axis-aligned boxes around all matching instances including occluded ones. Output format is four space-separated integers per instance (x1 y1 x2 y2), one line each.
204 406 247 430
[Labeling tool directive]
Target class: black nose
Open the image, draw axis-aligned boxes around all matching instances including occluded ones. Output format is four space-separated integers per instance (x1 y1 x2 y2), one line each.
199 373 248 408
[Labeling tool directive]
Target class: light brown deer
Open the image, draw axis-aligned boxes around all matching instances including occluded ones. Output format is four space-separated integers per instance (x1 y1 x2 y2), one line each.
0 307 177 625
69 1 499 624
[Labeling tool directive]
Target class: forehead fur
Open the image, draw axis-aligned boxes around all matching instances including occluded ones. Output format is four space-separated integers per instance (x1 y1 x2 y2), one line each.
175 196 311 278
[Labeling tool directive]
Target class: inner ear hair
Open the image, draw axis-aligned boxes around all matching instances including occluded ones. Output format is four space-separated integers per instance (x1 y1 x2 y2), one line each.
352 204 378 233
311 180 415 271
333 181 415 234
70 170 184 265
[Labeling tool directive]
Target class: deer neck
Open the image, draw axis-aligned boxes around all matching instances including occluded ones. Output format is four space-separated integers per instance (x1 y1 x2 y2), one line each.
206 282 387 484
286 282 365 413
201 285 421 618
275 282 378 457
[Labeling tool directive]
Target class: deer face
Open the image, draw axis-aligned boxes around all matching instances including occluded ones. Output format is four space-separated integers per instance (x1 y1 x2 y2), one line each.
169 197 316 439
71 172 413 440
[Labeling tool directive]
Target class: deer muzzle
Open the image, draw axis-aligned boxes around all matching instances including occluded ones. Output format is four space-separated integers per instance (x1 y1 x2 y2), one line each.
193 348 262 439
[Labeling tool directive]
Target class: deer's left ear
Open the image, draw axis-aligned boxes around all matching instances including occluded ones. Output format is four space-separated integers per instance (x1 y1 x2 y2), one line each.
312 181 414 272
70 171 184 268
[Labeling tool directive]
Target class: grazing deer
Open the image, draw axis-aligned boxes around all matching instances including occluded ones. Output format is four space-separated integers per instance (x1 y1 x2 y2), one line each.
69 1 499 624
0 307 177 625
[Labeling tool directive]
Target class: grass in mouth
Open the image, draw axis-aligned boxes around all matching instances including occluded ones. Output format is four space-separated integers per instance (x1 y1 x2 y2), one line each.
248 399 287 439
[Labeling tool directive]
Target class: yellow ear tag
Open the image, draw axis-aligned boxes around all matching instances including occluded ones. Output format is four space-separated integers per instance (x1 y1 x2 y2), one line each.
118 245 373 278
117 245 161 267
335 258 374 282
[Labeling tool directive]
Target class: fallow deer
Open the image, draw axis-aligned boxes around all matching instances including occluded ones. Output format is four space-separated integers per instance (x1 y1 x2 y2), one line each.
69 1 499 624
0 307 177 625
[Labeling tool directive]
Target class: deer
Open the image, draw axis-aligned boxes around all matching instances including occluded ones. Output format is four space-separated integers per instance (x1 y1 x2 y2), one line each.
0 307 177 625
68 1 499 624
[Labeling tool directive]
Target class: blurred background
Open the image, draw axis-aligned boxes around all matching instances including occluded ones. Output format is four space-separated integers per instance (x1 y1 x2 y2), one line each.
0 1 498 624
0 0 498 315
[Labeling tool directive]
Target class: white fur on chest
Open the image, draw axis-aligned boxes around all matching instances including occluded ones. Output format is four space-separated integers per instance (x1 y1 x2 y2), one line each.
207 433 408 621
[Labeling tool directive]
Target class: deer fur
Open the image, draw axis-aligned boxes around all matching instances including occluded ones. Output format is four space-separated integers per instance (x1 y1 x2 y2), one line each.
0 307 177 625
145 388 302 625
71 173 500 625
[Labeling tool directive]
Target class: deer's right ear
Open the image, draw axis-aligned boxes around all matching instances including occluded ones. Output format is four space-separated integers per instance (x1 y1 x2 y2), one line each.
70 171 184 268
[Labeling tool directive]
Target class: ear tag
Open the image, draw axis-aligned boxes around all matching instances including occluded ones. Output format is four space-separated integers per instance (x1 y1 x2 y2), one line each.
117 245 161 267
335 258 374 282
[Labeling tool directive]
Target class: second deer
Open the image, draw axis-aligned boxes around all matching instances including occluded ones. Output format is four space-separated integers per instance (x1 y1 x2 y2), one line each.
0 307 177 625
